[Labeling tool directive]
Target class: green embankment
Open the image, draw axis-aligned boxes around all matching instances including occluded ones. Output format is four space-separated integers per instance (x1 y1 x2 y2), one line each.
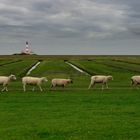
70 59 140 88
0 56 139 140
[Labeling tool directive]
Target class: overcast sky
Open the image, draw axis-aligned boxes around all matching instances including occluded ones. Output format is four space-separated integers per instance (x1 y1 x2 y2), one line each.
0 0 140 55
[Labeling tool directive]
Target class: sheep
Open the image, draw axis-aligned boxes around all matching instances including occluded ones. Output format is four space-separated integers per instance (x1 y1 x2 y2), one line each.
88 75 113 90
0 74 16 92
22 76 48 92
51 78 73 88
131 76 140 88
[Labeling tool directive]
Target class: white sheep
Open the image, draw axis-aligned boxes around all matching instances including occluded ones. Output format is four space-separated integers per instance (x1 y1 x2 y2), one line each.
51 78 73 88
131 76 140 88
22 76 48 92
88 75 113 90
0 74 16 92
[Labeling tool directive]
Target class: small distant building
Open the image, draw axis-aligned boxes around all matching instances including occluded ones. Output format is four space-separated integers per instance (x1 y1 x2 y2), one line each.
13 41 36 55
21 41 33 55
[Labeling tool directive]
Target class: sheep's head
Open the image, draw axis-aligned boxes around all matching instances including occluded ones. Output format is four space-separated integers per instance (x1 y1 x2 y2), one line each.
9 74 16 80
41 77 48 82
107 75 113 80
68 79 73 84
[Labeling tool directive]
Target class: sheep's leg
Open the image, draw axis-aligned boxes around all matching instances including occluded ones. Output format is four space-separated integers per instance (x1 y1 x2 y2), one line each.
131 80 134 87
50 84 53 88
51 84 55 88
38 85 43 91
1 83 6 92
88 84 91 89
23 84 26 92
132 80 139 89
136 83 139 89
5 87 8 91
102 84 104 90
106 83 109 89
32 87 35 91
51 84 56 90
131 82 135 88
92 83 96 89
133 82 138 89
51 84 56 89
131 80 138 88
1 88 5 92
88 81 94 89
1 86 6 92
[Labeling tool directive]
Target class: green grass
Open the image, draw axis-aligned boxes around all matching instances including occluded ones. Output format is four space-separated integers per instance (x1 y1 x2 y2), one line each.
0 59 21 66
0 90 139 140
0 60 37 77
97 59 140 73
0 55 140 140
30 60 79 77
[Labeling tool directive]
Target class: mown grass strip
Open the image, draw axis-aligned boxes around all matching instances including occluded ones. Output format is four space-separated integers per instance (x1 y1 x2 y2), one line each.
0 60 37 77
18 60 40 78
65 61 91 76
0 60 22 67
111 58 140 65
70 60 126 75
30 60 81 77
96 60 140 73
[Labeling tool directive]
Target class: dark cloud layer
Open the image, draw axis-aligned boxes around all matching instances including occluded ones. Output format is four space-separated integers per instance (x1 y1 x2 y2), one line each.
0 0 140 54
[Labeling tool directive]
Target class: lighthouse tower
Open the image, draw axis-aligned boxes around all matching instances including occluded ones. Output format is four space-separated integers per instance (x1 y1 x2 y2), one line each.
25 42 30 54
21 41 33 55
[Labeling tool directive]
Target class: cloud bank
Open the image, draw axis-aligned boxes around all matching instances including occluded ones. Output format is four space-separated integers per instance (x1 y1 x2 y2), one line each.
0 0 140 54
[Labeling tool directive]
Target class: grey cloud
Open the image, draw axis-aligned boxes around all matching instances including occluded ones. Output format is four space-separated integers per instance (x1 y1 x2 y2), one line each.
0 0 140 54
127 24 140 36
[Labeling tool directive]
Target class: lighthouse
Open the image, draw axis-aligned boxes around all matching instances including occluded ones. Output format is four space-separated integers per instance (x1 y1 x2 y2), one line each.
25 41 29 53
21 41 33 55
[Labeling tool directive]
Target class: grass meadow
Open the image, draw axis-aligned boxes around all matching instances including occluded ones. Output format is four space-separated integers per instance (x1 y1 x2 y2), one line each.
0 55 139 140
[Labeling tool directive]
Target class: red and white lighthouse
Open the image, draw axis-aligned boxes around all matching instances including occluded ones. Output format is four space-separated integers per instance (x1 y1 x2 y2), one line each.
21 41 33 55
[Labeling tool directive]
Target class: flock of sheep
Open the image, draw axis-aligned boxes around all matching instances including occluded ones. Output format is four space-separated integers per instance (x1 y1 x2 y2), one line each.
0 75 73 92
0 74 140 92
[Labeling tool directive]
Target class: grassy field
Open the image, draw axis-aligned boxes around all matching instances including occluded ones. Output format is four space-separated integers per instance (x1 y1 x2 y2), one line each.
0 55 140 140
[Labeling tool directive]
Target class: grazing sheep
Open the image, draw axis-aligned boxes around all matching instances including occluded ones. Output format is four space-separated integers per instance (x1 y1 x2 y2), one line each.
88 75 113 90
51 78 73 88
22 76 48 92
131 76 140 88
0 74 16 92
